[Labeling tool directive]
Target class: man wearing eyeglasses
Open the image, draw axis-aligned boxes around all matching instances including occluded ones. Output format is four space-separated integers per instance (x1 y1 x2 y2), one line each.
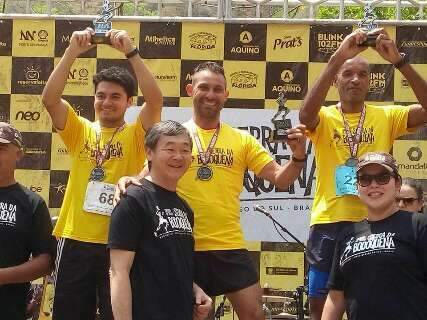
299 27 427 319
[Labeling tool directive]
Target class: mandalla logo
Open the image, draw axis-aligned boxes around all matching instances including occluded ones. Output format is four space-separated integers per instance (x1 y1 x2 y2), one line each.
230 31 260 54
240 31 253 44
272 69 302 93
280 69 294 83
230 71 258 89
369 72 386 94
401 40 427 48
317 33 343 54
407 146 423 161
145 35 176 46
18 66 47 86
273 36 302 50
189 32 216 50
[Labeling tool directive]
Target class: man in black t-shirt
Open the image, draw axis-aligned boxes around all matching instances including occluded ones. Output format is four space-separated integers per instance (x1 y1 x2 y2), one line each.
108 120 212 320
0 122 56 320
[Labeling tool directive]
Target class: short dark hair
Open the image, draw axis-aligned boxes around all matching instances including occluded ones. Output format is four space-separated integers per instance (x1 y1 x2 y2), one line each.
93 66 136 98
402 177 424 200
145 120 192 167
192 61 226 83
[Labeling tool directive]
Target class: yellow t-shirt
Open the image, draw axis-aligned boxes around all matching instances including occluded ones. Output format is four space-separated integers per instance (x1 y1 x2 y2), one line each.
307 104 411 225
177 121 273 251
53 103 146 244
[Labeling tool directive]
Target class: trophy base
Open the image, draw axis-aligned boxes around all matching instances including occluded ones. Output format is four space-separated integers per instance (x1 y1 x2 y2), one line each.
91 33 111 45
358 34 377 47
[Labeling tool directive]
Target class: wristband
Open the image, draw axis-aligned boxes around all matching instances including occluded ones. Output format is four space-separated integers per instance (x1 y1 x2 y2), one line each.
393 52 408 69
125 47 139 59
291 155 307 163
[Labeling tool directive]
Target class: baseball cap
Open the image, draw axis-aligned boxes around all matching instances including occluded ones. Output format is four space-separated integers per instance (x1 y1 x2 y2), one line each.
356 152 398 173
0 122 24 149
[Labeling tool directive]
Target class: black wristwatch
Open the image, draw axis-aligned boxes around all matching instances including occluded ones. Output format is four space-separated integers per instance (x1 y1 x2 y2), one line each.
125 47 140 59
393 52 408 69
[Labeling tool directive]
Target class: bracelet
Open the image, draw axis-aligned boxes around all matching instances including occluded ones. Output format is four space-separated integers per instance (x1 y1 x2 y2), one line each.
125 47 139 59
291 155 307 163
393 52 408 69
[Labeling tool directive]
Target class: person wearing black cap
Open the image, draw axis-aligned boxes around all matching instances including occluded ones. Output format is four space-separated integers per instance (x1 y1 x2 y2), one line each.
0 122 56 319
322 152 427 320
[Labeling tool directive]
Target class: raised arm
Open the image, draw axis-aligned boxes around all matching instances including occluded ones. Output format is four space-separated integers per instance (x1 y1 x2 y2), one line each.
42 28 95 130
299 29 368 131
108 30 162 131
110 249 135 320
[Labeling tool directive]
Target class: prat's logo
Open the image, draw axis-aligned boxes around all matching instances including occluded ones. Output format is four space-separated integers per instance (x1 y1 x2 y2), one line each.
401 40 427 48
145 35 176 46
230 71 258 89
317 33 343 54
18 66 47 86
189 32 216 50
369 72 386 94
407 146 423 162
230 31 260 55
272 69 302 93
273 36 302 50
53 183 66 195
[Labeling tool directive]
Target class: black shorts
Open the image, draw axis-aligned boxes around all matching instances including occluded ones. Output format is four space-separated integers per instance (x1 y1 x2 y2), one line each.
53 238 113 320
194 249 259 297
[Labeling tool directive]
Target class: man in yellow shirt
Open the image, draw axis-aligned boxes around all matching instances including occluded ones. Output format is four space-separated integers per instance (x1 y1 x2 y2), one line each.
119 61 307 320
41 28 162 319
299 27 427 320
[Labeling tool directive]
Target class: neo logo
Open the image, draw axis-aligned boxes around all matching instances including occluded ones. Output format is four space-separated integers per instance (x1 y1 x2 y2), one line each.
15 111 41 121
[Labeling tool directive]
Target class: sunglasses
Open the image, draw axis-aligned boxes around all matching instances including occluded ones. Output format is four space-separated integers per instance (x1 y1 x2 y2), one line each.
395 197 419 205
357 172 396 187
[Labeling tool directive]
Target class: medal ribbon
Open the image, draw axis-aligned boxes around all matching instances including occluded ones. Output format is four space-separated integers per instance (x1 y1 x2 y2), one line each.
191 121 220 166
338 104 366 161
94 123 125 168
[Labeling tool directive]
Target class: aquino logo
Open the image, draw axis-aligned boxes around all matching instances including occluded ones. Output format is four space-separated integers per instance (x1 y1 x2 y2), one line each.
230 71 258 89
18 66 47 86
189 32 216 50
316 33 343 54
273 35 302 50
19 29 49 47
272 69 302 93
230 31 260 54
369 72 386 94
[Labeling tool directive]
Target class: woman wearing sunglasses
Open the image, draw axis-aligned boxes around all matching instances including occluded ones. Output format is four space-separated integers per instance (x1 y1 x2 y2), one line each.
322 152 427 320
397 177 425 213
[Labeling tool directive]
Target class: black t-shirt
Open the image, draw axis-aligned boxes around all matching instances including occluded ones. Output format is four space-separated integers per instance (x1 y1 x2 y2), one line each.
328 210 427 320
108 179 195 320
0 183 56 320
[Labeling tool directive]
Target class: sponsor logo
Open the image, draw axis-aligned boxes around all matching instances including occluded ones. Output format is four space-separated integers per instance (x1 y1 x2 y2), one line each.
273 36 302 50
29 185 43 193
17 66 47 86
153 205 192 238
68 68 89 86
407 146 423 161
53 183 66 194
15 110 41 121
316 33 343 54
401 78 409 88
56 146 69 155
61 34 71 43
401 40 427 48
25 147 47 155
145 35 176 46
189 32 216 50
272 69 302 93
19 29 49 47
155 74 177 81
230 31 260 54
0 41 6 47
369 72 386 94
230 71 258 89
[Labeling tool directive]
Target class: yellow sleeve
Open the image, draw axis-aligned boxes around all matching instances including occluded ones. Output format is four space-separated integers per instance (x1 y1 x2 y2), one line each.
305 106 328 145
56 101 85 155
244 131 274 175
134 114 146 153
385 105 412 139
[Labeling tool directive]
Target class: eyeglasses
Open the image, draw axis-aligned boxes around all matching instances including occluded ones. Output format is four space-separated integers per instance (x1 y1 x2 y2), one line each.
357 172 395 187
395 197 419 205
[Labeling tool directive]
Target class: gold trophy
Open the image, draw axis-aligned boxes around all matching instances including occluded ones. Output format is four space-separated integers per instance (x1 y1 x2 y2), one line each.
358 3 379 47
270 92 292 142
91 0 115 45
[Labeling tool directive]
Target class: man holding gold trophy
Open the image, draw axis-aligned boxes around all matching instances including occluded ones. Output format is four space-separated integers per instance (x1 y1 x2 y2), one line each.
41 1 162 318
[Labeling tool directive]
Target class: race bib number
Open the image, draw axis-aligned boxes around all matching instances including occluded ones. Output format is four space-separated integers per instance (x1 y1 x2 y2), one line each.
83 181 115 216
335 165 357 196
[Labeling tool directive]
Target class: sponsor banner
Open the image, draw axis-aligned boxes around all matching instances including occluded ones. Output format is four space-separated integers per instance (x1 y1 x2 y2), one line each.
367 64 394 101
224 24 266 61
97 21 140 59
393 64 427 102
143 58 181 97
12 19 54 57
309 25 351 62
50 133 71 171
15 169 50 202
0 19 12 56
10 94 52 132
63 95 95 122
138 96 180 108
54 20 96 58
126 107 313 242
266 24 309 62
394 140 427 179
49 170 70 208
224 98 264 109
140 21 181 59
0 56 12 94
56 58 96 96
11 57 54 95
181 22 224 60
96 59 138 96
265 62 308 100
223 60 265 99
307 62 339 102
17 132 52 170
396 26 427 64
0 94 10 122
